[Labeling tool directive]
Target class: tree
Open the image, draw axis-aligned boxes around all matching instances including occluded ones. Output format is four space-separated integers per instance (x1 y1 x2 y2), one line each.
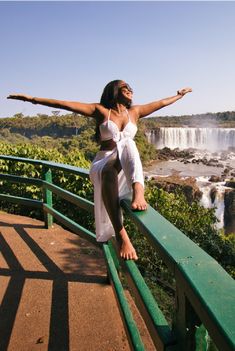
13 113 24 119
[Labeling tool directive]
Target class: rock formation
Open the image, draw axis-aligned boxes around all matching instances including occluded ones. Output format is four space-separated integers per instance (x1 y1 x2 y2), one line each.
224 189 235 234
151 174 202 203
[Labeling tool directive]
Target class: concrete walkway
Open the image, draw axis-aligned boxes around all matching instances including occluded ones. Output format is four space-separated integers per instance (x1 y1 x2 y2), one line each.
0 212 155 351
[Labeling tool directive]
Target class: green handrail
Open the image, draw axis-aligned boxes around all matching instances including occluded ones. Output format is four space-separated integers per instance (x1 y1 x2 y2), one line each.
0 154 234 351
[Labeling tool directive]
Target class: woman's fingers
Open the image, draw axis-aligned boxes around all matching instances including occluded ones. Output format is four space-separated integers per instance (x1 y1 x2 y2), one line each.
183 87 192 94
7 94 24 100
177 87 192 96
184 87 192 93
7 94 32 101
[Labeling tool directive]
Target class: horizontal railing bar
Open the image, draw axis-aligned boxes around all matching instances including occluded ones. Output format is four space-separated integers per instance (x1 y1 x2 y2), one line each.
124 261 175 350
175 266 235 351
121 199 235 351
0 155 89 178
1 155 234 350
42 160 90 178
121 199 181 271
43 181 94 214
43 204 99 248
0 194 43 208
0 173 43 186
0 155 43 165
108 240 175 351
103 243 145 351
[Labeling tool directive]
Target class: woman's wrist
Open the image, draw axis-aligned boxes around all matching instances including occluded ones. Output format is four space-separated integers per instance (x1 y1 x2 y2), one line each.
177 90 183 97
31 97 37 104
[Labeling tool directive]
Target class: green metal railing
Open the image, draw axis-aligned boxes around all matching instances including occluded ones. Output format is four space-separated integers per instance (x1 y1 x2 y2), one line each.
0 154 234 351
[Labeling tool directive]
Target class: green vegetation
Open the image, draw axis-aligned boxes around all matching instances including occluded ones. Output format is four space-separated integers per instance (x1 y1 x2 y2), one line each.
125 184 235 322
0 113 99 161
142 111 235 128
0 111 234 325
0 113 156 165
0 142 94 229
1 110 234 165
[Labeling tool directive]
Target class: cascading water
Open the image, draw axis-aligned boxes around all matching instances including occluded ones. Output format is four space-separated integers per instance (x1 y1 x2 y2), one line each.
147 127 235 151
145 127 235 231
197 177 228 229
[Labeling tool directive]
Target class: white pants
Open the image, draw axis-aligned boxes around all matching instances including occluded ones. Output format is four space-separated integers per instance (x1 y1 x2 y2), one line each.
89 138 144 242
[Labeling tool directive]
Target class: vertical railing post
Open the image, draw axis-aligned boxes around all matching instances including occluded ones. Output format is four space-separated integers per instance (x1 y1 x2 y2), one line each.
173 281 200 351
42 166 53 228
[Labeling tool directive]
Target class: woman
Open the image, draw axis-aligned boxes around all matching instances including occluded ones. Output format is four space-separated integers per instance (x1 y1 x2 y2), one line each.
7 80 192 260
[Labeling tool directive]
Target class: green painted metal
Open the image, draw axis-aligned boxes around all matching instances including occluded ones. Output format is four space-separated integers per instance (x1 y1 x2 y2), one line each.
43 181 94 214
103 243 145 351
124 260 175 350
42 167 53 228
107 239 177 348
121 199 235 351
0 173 43 186
108 239 121 271
0 155 89 178
0 154 43 166
0 193 42 208
1 155 235 351
43 204 99 247
42 160 90 178
108 240 175 351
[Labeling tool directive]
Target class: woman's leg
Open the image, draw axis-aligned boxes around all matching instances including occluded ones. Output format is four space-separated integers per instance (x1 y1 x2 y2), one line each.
119 140 147 210
131 182 147 211
101 153 138 260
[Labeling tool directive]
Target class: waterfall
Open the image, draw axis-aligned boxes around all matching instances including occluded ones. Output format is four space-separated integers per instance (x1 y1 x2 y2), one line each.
147 127 235 151
197 177 230 229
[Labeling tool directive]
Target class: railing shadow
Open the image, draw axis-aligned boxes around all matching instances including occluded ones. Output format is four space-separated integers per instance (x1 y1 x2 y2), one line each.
0 234 25 351
0 219 107 351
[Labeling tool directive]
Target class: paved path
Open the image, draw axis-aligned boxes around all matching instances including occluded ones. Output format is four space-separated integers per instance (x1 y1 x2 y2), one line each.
0 212 155 351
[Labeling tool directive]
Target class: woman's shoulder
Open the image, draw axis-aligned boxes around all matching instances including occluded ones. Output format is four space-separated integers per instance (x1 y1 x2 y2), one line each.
93 104 109 122
128 105 140 122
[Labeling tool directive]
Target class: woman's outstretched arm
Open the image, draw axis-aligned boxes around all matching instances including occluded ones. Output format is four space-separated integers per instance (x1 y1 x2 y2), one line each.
7 94 98 117
134 88 192 119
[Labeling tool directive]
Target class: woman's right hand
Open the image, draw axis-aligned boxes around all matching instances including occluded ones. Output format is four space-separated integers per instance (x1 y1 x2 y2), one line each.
7 94 33 102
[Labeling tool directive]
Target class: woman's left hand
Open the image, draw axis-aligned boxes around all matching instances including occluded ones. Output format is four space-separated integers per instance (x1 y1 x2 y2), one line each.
177 88 192 97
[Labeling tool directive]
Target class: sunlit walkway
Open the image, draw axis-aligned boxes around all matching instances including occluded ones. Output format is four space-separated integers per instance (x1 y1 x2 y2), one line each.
0 212 154 351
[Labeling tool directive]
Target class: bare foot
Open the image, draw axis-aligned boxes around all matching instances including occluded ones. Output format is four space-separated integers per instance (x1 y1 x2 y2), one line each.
120 239 138 260
118 228 138 260
131 182 148 211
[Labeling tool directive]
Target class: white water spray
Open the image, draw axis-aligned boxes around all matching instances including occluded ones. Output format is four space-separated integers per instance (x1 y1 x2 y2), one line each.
196 177 231 229
147 128 235 151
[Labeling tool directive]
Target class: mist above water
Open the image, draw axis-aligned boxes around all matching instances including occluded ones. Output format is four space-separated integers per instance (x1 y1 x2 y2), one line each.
147 127 235 152
144 126 235 231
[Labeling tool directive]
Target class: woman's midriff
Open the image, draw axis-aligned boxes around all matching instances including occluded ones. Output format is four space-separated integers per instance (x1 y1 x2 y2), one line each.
100 139 117 151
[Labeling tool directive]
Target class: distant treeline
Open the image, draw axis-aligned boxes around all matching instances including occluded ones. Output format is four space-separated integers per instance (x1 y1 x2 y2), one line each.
0 112 90 138
143 111 235 128
0 112 156 165
0 110 234 164
1 110 235 136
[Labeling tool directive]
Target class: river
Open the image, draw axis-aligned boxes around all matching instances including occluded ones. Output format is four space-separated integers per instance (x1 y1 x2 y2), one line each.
144 127 235 230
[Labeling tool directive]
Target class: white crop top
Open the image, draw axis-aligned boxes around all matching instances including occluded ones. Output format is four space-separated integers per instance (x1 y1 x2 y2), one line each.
99 109 137 142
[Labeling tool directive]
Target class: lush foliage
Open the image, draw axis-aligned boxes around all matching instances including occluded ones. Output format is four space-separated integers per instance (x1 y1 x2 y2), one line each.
143 183 234 275
123 182 235 322
0 141 94 229
0 113 156 165
0 139 234 325
142 111 235 128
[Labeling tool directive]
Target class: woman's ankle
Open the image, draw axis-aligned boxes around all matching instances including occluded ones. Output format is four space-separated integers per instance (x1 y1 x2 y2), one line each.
117 227 131 243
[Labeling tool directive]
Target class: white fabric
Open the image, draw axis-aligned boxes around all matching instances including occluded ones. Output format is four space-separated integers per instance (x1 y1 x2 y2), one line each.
99 108 137 142
89 110 144 242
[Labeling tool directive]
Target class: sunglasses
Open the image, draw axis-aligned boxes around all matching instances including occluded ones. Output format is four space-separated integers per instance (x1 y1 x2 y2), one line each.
119 84 133 93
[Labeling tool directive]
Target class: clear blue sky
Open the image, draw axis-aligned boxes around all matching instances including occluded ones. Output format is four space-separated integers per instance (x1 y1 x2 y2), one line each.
1 1 235 118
